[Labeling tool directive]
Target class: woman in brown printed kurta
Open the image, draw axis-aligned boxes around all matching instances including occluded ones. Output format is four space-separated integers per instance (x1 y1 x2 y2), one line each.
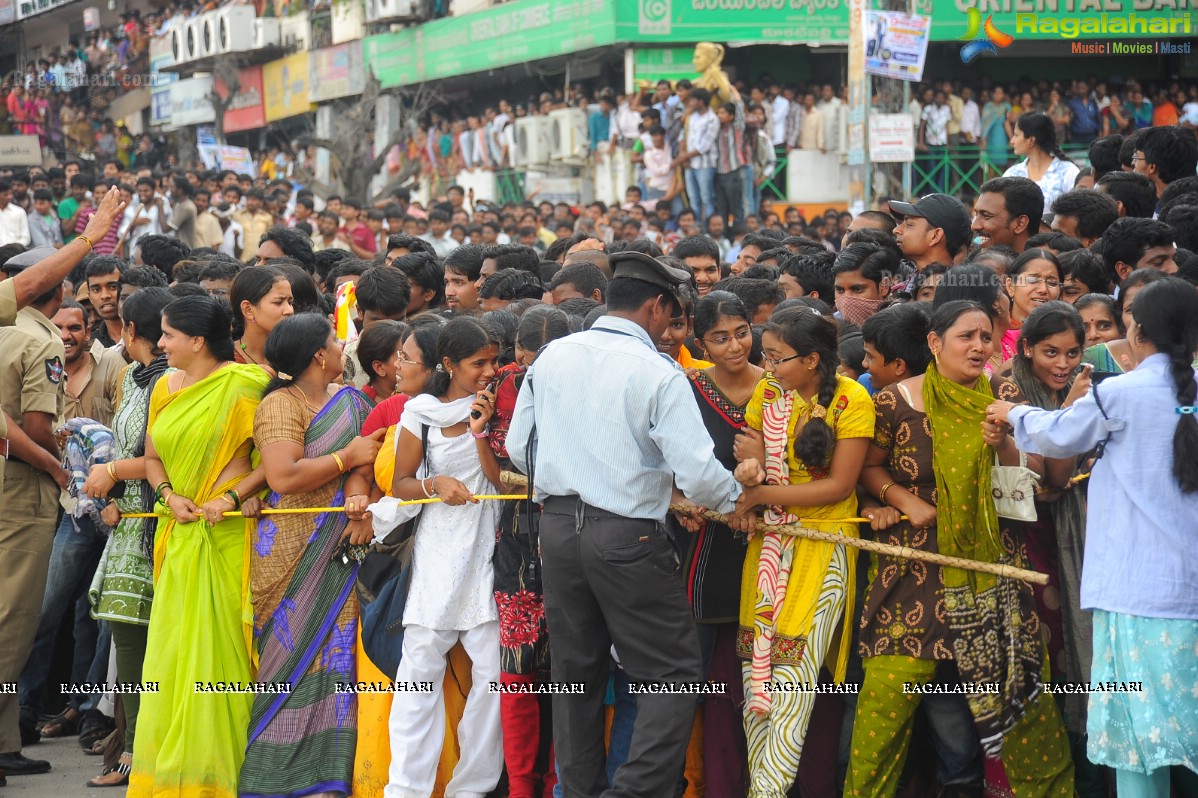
845 300 1073 798
857 377 1027 660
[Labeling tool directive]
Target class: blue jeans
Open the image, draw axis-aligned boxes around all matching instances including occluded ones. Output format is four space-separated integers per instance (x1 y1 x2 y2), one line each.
605 668 638 787
684 166 715 227
19 513 110 714
922 690 984 785
742 162 757 221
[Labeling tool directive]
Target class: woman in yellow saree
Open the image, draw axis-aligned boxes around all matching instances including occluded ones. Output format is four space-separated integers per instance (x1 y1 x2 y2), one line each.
128 296 270 798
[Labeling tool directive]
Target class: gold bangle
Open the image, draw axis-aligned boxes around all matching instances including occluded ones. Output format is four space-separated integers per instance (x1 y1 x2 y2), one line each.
331 451 346 473
107 461 118 481
878 481 896 504
76 234 94 251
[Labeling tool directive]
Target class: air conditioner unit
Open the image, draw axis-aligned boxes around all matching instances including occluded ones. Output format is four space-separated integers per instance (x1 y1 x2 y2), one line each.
198 12 219 58
549 107 588 164
252 18 280 49
170 24 187 63
513 116 552 168
278 12 309 50
365 0 426 24
209 6 258 54
184 18 205 62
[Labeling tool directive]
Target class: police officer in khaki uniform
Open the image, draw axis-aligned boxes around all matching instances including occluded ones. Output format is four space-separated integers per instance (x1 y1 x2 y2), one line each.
0 191 125 778
0 188 126 490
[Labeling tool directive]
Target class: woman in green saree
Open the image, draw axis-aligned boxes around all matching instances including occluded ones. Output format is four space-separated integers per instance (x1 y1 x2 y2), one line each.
240 314 384 798
129 296 270 798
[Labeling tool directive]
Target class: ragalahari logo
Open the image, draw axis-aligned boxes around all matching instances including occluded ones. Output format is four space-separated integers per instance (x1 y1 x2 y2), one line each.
959 8 1014 63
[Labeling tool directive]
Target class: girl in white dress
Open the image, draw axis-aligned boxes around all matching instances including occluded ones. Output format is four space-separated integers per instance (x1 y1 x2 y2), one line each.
384 317 503 798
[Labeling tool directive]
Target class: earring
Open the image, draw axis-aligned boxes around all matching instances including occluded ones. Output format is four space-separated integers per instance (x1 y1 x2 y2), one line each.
449 370 455 379
318 354 326 368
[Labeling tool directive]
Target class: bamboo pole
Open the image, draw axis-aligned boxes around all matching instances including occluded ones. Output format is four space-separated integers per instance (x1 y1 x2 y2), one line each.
498 471 1048 586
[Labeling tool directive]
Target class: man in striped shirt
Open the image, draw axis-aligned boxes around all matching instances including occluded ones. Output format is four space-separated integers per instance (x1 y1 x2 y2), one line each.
714 87 747 225
674 88 719 227
74 179 121 256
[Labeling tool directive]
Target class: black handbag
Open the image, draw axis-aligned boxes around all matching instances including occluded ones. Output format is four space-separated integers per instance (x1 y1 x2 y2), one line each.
356 424 427 678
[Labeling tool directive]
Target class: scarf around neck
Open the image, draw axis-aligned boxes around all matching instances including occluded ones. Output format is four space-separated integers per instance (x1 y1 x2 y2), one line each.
922 363 1000 592
401 392 473 429
368 393 474 541
922 363 1042 754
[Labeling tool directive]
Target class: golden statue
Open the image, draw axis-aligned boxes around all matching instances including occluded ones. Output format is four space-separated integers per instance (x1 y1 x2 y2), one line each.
692 42 732 107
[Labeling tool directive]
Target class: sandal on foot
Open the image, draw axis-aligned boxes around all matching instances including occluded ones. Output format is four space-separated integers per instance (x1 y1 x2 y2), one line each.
38 708 82 738
87 754 131 788
78 709 115 751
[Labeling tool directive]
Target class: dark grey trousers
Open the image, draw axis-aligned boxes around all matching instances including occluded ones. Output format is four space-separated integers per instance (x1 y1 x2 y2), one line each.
540 497 703 798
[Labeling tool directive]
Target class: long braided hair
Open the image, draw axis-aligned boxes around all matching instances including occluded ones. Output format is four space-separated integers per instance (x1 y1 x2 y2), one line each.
1131 278 1198 493
764 307 841 468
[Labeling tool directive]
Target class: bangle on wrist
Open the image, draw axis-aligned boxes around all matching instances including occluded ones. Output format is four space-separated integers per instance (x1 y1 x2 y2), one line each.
76 234 94 251
331 451 347 473
420 477 434 499
428 476 440 498
107 461 118 481
471 427 489 439
878 481 895 505
224 489 241 510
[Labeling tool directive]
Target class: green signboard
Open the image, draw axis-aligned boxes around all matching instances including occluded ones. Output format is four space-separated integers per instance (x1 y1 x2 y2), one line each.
632 47 699 84
362 0 1197 89
614 0 849 45
363 0 618 88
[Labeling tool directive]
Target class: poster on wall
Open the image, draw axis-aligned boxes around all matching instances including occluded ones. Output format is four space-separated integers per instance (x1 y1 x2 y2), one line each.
869 114 915 162
863 11 931 82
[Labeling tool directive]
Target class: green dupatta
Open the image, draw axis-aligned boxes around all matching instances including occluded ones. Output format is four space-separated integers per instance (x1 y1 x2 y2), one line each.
922 363 1043 756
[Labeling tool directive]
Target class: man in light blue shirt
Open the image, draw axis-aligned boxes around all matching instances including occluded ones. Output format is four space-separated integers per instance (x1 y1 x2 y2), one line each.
508 251 744 798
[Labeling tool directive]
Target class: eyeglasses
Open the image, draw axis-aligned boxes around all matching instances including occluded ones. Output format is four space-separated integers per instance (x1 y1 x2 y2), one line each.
702 328 752 347
762 353 803 368
1017 275 1061 289
397 354 424 367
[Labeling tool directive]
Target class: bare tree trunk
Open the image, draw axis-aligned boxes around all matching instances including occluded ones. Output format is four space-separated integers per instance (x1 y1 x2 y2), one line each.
206 55 247 147
292 70 442 201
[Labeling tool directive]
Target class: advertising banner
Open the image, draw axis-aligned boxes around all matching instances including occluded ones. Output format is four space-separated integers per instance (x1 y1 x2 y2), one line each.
263 52 314 122
863 11 930 82
309 43 366 103
217 66 266 134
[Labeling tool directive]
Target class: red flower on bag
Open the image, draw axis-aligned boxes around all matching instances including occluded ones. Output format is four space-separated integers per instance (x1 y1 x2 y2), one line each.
496 590 544 649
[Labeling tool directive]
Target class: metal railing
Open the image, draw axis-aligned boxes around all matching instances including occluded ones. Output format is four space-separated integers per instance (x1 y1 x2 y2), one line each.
908 145 1092 199
494 168 525 205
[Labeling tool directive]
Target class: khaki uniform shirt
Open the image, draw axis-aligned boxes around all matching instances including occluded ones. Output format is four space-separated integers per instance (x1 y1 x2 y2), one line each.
62 341 124 426
0 278 17 480
0 306 67 483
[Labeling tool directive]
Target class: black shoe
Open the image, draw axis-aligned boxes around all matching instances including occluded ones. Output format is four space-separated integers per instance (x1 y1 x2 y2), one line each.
0 752 51 775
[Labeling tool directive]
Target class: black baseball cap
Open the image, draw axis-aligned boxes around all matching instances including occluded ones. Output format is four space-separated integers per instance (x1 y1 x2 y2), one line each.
888 194 972 253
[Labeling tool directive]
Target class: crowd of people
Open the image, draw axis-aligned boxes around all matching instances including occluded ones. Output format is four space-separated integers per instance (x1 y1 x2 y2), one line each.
8 26 1198 217
0 79 1196 798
